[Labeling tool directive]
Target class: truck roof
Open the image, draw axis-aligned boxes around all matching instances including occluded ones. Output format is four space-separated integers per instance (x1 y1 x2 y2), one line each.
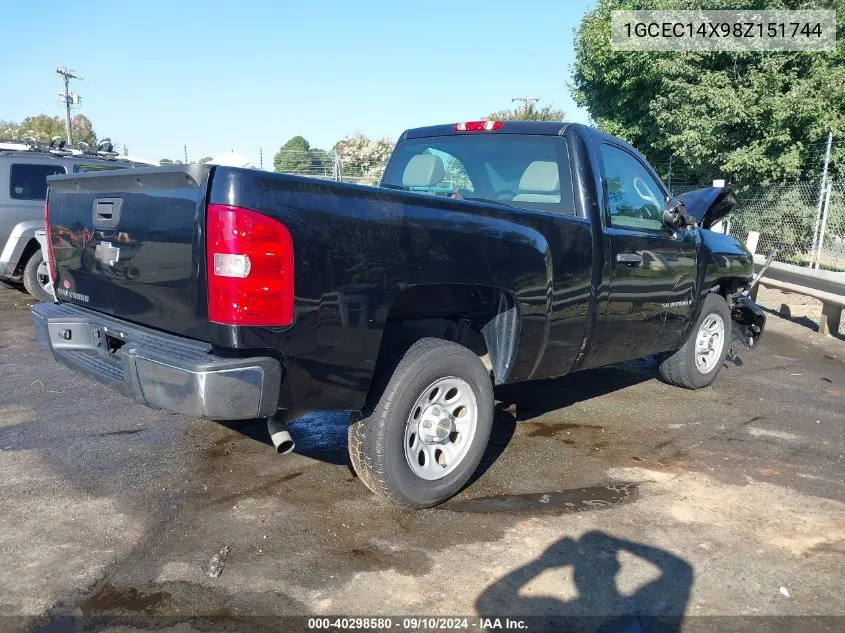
0 149 145 168
401 120 570 140
400 120 641 154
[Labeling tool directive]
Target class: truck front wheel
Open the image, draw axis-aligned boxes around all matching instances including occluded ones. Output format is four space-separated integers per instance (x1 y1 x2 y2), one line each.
348 338 494 508
657 293 731 389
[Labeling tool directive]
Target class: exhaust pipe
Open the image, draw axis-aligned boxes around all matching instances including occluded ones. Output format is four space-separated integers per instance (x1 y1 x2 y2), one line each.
267 415 295 454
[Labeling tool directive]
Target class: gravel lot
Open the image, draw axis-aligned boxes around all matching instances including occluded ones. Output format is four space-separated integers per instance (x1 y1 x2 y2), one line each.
0 285 843 631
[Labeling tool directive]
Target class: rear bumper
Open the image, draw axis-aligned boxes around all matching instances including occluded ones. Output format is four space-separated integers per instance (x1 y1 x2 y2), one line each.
32 302 281 420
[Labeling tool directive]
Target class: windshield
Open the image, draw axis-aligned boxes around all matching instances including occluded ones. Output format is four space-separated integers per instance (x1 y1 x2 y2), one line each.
381 135 575 215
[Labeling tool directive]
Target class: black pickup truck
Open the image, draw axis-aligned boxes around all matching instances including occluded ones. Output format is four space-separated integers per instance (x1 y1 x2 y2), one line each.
33 121 765 507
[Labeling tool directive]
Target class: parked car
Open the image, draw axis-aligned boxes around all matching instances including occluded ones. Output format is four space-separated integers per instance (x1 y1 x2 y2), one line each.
32 121 765 507
0 142 143 301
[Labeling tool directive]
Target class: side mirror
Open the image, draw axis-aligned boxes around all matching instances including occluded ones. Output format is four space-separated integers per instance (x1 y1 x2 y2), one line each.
663 198 695 231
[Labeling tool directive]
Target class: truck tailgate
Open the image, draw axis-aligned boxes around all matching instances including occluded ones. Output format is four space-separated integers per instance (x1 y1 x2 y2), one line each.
47 165 211 338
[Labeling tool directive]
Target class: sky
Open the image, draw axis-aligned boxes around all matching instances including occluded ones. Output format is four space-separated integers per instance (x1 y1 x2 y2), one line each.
0 0 594 167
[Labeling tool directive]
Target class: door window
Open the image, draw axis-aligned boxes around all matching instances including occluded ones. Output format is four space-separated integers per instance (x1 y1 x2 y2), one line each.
600 144 665 231
9 163 66 200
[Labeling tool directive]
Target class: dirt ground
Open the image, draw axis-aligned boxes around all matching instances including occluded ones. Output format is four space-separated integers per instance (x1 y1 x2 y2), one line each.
754 286 844 338
0 285 843 632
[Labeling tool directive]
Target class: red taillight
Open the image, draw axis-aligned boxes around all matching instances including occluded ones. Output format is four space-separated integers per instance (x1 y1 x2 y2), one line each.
44 202 56 283
454 120 503 132
206 204 294 327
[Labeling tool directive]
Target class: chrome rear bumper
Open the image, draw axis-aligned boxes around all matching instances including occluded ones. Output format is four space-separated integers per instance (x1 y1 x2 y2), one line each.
32 302 281 420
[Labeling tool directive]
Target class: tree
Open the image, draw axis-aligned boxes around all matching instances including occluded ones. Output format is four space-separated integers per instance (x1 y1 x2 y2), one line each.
70 114 97 145
0 120 20 139
17 115 65 142
274 136 313 173
159 158 183 165
571 0 845 186
488 101 565 121
198 156 213 164
0 113 98 146
334 133 394 178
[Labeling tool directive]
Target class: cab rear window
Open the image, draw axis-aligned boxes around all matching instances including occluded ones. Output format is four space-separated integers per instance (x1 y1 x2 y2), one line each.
9 163 66 200
382 135 575 215
74 163 127 173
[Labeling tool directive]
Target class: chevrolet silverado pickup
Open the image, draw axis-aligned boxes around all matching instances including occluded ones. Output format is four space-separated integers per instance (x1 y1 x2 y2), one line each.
33 121 765 507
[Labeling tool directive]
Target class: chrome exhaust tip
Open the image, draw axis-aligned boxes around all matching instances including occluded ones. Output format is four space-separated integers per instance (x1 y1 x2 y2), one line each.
267 416 295 454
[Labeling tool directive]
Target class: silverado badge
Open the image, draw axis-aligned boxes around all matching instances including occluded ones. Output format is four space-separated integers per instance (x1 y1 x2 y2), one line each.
94 241 120 266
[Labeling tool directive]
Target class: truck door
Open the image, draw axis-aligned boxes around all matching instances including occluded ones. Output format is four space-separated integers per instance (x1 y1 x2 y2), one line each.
590 142 697 366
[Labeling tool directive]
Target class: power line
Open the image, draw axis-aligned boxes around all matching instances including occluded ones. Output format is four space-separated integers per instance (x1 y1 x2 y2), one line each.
511 96 540 112
56 67 82 145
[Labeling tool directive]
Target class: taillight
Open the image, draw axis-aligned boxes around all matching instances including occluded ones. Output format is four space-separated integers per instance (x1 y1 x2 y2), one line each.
206 204 294 327
454 120 503 132
44 202 56 283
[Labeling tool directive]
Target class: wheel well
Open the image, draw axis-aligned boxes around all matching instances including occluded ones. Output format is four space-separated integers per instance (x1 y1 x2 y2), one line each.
13 239 41 277
366 285 519 405
711 277 749 299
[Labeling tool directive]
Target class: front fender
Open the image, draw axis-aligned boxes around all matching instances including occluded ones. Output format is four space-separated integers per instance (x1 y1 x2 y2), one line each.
699 229 754 291
0 220 43 278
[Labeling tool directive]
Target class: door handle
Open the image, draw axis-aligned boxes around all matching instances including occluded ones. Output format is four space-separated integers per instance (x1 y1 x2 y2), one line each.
616 253 644 265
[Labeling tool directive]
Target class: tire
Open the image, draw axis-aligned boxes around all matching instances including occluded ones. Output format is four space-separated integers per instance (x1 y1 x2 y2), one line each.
658 293 731 389
22 251 53 303
348 338 494 508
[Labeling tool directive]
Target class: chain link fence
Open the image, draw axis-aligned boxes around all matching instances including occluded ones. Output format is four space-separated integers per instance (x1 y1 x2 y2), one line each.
270 149 386 186
663 134 843 273
726 182 845 271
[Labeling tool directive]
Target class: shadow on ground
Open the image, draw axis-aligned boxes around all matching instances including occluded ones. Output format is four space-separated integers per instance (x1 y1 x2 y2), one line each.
495 359 656 421
475 530 693 632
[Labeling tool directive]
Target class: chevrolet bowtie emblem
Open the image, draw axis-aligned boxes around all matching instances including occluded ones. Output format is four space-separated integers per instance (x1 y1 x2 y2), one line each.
94 241 120 266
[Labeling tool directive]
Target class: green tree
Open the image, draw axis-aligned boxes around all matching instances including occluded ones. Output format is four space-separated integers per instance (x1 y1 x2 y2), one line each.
488 101 565 121
0 120 21 139
70 114 97 145
17 115 65 142
0 113 98 146
198 156 213 164
159 158 183 165
309 147 333 175
274 136 313 173
571 0 845 187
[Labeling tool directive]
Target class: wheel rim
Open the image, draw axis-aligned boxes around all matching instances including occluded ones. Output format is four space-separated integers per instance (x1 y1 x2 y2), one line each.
695 313 725 374
403 376 478 481
36 260 50 290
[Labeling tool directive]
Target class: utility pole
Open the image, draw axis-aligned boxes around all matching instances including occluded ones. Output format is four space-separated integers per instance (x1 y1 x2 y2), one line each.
511 96 540 116
184 144 188 163
810 132 834 269
56 67 82 145
668 155 673 192
260 147 264 170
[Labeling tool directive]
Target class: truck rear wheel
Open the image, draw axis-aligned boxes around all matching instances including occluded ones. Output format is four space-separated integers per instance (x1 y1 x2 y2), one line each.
657 293 731 389
348 338 494 508
22 251 53 303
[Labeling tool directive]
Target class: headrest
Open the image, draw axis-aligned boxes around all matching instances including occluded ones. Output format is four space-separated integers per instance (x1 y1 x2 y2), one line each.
402 154 446 188
518 161 560 193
